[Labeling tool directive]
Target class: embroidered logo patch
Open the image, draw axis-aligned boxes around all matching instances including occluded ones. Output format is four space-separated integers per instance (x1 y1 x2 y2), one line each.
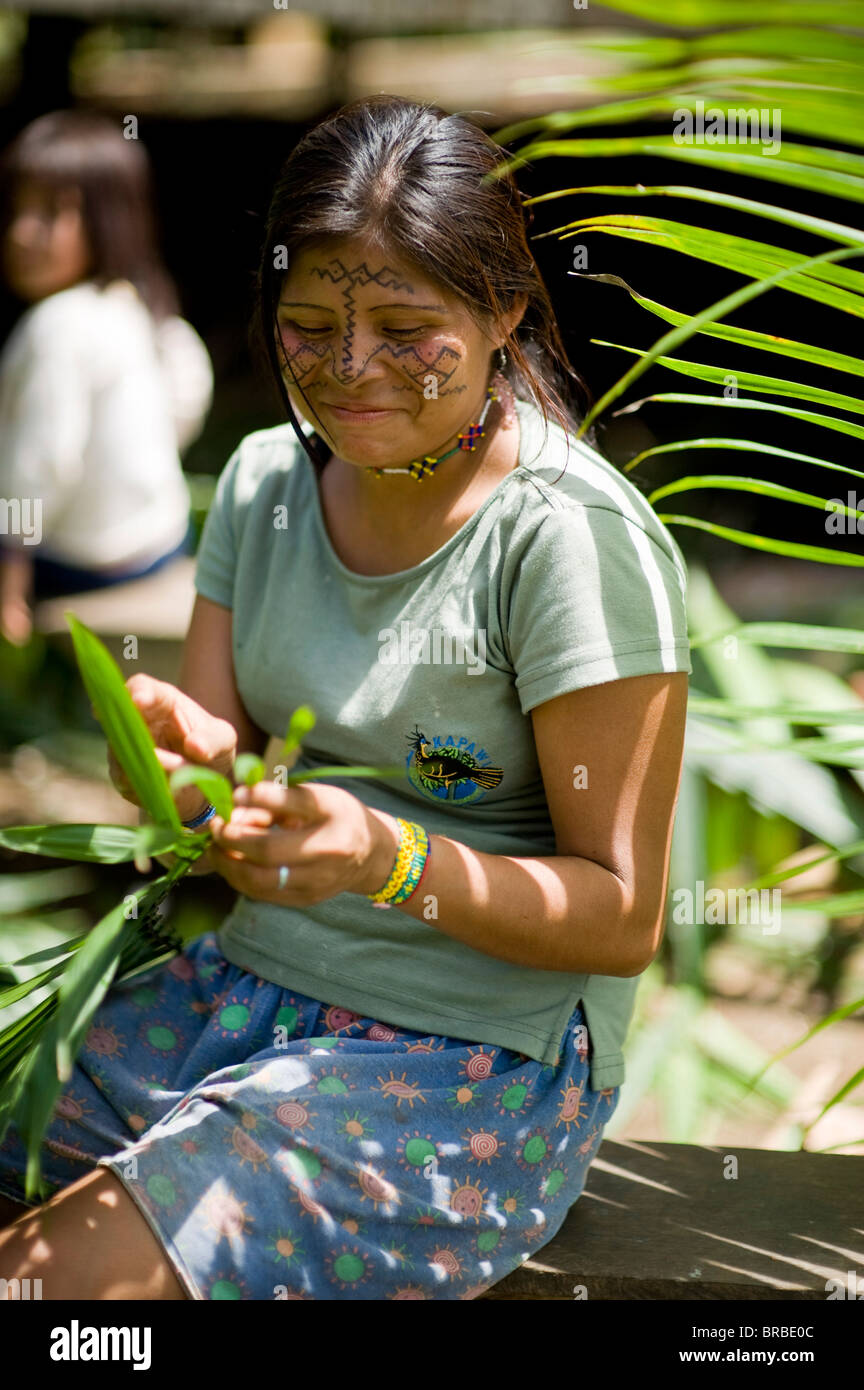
405 726 504 804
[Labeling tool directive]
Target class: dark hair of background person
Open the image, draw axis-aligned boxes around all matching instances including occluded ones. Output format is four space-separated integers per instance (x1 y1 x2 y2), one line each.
250 93 596 470
0 108 180 323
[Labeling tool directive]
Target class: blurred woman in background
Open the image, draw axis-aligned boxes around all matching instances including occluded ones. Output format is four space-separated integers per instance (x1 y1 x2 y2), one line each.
0 109 213 645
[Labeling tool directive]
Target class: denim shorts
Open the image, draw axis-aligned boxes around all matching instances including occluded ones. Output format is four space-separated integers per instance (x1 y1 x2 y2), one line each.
0 516 195 601
0 931 619 1300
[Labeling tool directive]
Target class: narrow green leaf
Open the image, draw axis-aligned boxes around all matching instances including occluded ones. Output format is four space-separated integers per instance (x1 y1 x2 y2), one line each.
1 935 88 970
168 766 234 822
574 216 864 303
583 1 863 28
805 1066 864 1132
53 912 132 1083
66 615 181 830
690 622 864 654
500 45 864 144
618 392 864 442
571 269 864 383
685 716 863 850
0 823 178 864
688 697 864 727
595 341 864 417
0 1048 40 1146
648 474 864 518
501 136 864 204
746 838 864 891
53 859 189 1084
625 438 864 484
745 994 864 1095
539 185 864 249
513 86 864 153
575 241 864 432
0 960 70 1011
233 753 266 787
130 825 185 874
656 514 864 566
0 864 91 910
783 890 864 914
694 1006 796 1104
280 706 317 761
693 25 864 63
686 734 864 768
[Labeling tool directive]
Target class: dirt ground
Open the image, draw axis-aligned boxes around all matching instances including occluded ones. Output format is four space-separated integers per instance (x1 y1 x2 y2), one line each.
618 990 864 1156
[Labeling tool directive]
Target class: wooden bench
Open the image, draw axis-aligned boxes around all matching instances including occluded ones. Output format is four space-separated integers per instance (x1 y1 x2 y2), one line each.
479 1139 862 1300
31 557 286 771
32 555 198 686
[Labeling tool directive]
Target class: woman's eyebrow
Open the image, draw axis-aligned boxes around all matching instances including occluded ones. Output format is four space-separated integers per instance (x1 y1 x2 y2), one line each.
370 302 447 312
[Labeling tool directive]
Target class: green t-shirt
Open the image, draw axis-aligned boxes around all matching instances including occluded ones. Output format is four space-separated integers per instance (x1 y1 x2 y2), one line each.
193 397 691 1090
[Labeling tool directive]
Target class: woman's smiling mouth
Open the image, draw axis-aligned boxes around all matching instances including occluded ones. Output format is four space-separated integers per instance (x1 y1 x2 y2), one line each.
322 401 398 423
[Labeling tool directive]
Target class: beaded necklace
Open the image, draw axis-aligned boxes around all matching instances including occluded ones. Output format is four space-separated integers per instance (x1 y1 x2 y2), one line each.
365 383 497 482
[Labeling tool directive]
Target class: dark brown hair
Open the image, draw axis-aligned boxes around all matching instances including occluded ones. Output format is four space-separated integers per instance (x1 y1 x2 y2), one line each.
251 94 591 466
0 108 179 322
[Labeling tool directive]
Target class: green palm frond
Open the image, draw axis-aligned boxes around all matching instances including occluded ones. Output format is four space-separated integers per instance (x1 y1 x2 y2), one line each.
505 6 864 1145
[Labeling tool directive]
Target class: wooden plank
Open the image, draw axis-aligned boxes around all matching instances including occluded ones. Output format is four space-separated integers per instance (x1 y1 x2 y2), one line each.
33 557 197 642
480 1139 864 1300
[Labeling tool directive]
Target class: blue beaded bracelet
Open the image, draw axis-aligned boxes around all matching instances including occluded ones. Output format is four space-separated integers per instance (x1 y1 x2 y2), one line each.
182 802 217 830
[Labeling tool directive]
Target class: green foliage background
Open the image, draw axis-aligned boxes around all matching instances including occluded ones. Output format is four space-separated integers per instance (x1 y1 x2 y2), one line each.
497 0 864 1146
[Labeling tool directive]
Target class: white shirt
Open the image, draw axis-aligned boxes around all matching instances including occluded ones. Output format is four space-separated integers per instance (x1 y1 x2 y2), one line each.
0 279 213 569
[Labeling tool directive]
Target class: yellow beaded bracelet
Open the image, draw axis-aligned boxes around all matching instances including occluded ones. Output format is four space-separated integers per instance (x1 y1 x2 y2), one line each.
367 818 430 906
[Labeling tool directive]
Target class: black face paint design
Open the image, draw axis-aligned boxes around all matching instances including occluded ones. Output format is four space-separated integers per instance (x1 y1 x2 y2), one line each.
277 258 466 395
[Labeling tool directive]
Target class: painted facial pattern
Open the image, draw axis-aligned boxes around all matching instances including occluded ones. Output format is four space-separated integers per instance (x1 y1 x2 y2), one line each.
277 258 466 396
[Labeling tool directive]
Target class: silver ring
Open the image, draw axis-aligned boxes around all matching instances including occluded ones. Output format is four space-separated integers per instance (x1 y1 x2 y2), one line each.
277 865 291 890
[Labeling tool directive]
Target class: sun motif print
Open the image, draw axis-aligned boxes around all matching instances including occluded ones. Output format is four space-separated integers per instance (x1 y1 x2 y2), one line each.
0 925 619 1301
405 726 504 804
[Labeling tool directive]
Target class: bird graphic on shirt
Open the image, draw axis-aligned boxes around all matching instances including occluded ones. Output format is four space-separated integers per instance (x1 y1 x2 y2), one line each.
406 726 504 798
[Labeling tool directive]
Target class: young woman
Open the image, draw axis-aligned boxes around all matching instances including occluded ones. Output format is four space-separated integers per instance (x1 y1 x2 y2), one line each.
0 109 213 645
0 96 690 1301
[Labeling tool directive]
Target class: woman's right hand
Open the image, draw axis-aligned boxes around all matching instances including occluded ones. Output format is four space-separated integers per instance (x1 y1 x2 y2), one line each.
108 673 239 824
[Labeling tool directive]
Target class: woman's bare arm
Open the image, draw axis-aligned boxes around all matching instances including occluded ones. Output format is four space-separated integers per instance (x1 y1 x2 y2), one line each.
177 593 269 759
373 671 689 975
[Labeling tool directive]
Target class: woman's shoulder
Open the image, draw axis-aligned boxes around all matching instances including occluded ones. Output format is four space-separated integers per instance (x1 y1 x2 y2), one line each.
510 398 687 573
229 420 311 470
216 420 313 504
8 280 151 359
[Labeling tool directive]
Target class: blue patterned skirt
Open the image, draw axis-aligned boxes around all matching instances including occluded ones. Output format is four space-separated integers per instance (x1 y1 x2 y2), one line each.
0 931 619 1300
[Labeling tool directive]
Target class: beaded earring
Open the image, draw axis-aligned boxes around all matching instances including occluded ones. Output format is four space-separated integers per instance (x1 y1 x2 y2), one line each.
366 348 519 481
489 346 517 430
366 383 497 481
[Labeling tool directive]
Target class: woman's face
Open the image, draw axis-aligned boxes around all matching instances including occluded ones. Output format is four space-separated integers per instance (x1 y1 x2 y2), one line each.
275 236 513 470
3 179 92 302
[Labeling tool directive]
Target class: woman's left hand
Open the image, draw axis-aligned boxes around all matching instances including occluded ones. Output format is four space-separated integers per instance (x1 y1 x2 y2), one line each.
208 780 401 906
